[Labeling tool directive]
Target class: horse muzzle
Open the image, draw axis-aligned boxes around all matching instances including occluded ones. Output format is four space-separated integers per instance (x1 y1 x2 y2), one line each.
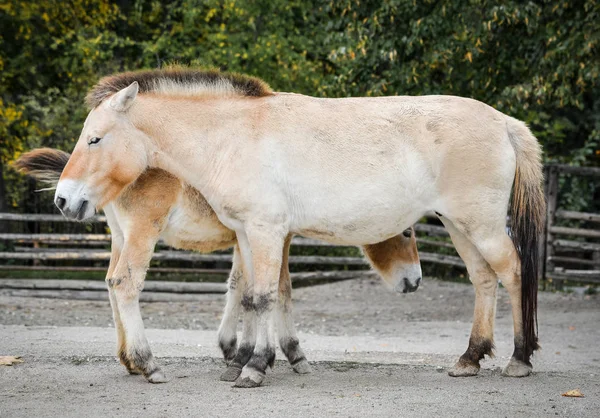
55 179 96 221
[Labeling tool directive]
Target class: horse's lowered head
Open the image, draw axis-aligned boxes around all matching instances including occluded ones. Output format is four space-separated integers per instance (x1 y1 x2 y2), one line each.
363 227 422 293
55 82 148 220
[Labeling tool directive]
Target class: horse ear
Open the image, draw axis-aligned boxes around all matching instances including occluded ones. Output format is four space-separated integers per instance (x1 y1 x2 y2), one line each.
109 81 139 112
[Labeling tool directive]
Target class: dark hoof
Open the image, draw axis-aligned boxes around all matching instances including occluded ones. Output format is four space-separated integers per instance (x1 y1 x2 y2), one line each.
220 366 243 382
234 376 263 388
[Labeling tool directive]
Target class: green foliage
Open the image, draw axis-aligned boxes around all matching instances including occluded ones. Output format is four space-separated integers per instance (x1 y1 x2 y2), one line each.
1 0 598 213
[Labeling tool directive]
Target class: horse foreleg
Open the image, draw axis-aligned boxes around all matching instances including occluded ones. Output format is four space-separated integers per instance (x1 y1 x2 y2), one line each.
277 235 310 374
109 234 166 383
218 245 244 364
220 274 256 382
233 224 286 388
105 241 139 375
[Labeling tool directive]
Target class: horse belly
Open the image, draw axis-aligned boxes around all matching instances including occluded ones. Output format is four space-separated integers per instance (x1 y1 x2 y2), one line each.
290 165 434 245
161 206 236 252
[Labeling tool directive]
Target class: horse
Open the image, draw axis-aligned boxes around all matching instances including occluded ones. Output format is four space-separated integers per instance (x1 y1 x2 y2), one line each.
54 68 545 388
15 147 421 383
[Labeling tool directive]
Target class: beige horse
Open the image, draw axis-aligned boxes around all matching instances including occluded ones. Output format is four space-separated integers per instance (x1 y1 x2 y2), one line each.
16 147 421 383
54 68 544 388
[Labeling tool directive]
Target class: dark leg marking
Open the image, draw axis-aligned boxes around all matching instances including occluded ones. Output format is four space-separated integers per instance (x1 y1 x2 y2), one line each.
234 346 276 388
458 338 494 367
511 334 538 366
118 349 141 375
253 292 276 314
449 338 494 377
501 335 535 377
240 294 253 311
220 343 254 382
246 346 276 372
129 347 158 377
280 337 306 367
219 336 238 363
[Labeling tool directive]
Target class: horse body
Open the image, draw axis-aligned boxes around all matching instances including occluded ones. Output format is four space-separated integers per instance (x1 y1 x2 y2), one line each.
54 68 544 388
138 93 511 248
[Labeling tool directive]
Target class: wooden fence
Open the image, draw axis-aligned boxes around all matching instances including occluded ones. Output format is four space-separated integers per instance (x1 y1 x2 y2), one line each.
0 163 598 287
541 164 600 287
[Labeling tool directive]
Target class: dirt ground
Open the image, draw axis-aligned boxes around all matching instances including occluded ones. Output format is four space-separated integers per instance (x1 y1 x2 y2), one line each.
1 277 599 417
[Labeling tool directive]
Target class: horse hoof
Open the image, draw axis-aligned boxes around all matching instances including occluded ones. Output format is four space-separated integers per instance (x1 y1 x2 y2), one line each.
233 367 264 388
146 369 169 383
448 362 480 377
126 367 142 375
220 366 243 382
292 359 312 374
234 376 263 388
502 358 532 377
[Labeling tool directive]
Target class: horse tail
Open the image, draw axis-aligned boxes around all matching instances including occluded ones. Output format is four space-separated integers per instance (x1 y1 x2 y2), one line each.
506 117 545 361
13 148 70 187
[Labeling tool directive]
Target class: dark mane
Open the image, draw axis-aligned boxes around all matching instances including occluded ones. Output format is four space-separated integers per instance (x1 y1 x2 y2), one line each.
85 68 273 108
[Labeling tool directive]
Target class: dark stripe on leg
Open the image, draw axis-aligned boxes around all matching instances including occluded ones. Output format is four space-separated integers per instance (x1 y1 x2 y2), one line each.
280 337 306 366
511 335 534 367
219 336 238 363
458 337 494 368
246 346 276 372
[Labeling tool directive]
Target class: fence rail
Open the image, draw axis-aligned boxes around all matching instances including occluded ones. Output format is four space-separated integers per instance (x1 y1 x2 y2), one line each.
1 164 598 287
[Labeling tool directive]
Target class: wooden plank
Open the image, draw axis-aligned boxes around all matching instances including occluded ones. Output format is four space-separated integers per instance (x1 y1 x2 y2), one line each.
418 252 465 268
0 279 227 293
546 272 600 283
0 265 231 274
0 251 369 265
291 270 376 281
0 289 222 302
555 210 600 223
416 238 456 249
553 240 600 252
0 231 457 248
550 164 600 177
0 250 468 268
0 233 110 241
414 223 449 236
548 256 600 267
0 213 107 223
549 226 600 239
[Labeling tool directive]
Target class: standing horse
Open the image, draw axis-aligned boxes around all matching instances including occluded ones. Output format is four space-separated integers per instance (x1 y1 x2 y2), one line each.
54 68 544 388
16 147 421 383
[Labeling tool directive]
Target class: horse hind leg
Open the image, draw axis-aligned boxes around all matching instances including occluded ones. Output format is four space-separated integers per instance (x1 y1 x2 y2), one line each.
472 232 534 377
440 218 498 377
277 236 311 374
217 246 244 364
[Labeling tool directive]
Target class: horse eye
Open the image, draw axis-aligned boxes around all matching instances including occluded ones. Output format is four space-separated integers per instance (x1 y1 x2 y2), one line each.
402 229 412 238
88 137 102 145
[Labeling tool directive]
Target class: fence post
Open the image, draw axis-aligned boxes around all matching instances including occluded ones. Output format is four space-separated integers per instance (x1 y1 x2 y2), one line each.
545 166 559 290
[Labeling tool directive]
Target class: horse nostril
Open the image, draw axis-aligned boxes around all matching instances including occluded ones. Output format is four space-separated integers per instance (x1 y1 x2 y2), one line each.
416 277 422 287
55 196 67 210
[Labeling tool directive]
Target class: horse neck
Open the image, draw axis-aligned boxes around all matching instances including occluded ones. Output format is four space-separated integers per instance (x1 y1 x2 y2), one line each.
130 95 253 202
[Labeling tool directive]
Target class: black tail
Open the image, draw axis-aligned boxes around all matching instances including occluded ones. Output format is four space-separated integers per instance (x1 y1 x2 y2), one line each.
13 148 70 187
507 118 545 362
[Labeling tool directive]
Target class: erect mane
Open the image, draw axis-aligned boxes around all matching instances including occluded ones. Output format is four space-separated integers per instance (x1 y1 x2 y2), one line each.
85 68 273 109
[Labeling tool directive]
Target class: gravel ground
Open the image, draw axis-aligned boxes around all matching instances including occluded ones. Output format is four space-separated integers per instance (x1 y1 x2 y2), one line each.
1 277 599 417
1 277 597 336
